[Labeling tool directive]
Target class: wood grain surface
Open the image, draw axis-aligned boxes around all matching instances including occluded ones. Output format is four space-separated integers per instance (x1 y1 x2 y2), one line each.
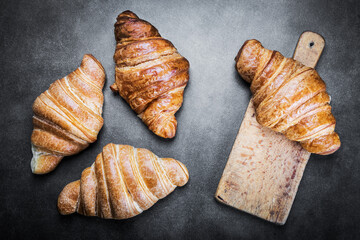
215 31 325 225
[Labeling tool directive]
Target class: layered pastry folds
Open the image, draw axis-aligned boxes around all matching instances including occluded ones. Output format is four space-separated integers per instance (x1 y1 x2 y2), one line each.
111 11 190 138
235 39 340 155
31 54 105 174
58 143 189 219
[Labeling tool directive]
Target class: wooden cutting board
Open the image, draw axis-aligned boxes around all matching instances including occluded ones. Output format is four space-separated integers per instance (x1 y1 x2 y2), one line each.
215 31 325 225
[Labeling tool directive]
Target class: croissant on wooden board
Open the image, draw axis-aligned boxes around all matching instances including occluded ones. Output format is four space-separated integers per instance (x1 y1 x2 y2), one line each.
31 54 105 174
110 10 190 138
58 143 189 219
235 39 340 155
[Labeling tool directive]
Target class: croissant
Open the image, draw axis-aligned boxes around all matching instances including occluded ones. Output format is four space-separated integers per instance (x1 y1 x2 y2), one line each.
110 10 190 138
31 54 105 174
235 39 340 155
57 143 189 219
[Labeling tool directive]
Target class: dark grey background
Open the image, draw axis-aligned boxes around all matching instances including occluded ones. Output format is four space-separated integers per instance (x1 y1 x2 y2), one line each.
1 0 359 239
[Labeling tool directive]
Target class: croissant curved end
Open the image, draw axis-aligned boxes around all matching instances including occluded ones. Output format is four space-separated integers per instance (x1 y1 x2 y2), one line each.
235 39 263 84
30 145 40 173
160 158 189 187
139 112 178 139
301 132 341 155
117 10 139 19
80 54 106 89
174 161 189 187
58 180 80 215
31 145 63 174
110 83 119 92
152 118 177 139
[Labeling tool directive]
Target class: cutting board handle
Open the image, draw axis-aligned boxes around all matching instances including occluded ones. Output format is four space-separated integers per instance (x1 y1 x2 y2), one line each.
293 31 325 68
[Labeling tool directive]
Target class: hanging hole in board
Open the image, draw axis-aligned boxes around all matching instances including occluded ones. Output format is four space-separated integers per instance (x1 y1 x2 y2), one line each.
309 41 314 48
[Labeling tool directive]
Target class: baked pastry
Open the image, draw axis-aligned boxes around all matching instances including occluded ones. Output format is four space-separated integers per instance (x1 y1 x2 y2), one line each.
111 10 190 138
235 39 340 155
31 54 105 174
58 143 189 219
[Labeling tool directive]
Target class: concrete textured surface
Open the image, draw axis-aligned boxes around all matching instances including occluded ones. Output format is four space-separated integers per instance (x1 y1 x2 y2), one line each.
1 0 359 239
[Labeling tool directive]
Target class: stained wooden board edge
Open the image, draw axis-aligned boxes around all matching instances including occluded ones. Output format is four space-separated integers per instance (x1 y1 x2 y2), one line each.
215 31 325 225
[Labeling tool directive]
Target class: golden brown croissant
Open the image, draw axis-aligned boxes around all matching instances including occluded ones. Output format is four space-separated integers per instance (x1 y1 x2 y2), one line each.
31 54 105 174
110 10 190 138
235 39 340 155
58 143 189 219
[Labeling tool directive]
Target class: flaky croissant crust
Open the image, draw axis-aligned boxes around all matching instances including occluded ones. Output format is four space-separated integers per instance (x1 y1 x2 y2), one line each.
58 144 189 219
111 10 190 138
31 54 105 174
235 40 340 155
